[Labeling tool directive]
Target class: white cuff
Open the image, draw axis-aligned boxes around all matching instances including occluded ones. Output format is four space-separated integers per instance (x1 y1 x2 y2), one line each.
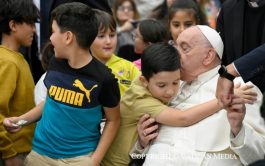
230 125 245 147
232 63 240 76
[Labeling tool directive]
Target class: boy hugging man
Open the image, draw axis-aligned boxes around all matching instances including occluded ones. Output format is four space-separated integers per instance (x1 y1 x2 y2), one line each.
103 43 222 166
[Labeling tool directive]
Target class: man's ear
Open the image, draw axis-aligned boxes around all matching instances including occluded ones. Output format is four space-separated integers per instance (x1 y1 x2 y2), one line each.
203 48 216 65
139 75 148 87
65 31 74 45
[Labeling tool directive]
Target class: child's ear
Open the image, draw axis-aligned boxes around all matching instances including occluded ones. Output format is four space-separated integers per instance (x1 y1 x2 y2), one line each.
139 75 148 87
65 31 74 44
9 20 16 32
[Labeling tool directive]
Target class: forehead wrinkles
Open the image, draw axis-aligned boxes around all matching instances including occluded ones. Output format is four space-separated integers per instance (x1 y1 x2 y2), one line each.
177 28 200 46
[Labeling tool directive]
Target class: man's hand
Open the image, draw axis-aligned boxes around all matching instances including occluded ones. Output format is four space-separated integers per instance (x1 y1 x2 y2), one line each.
216 76 234 107
226 95 246 136
137 114 158 148
5 156 23 166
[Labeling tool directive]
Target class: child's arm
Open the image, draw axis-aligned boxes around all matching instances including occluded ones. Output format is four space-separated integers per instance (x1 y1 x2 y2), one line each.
155 83 256 127
156 99 222 127
92 104 120 165
19 100 44 123
3 101 44 133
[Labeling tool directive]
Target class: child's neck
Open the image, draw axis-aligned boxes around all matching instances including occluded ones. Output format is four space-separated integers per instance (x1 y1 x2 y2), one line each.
1 34 20 51
67 49 92 69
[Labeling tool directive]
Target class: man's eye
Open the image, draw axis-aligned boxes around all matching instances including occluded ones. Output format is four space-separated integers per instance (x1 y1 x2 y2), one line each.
182 47 188 51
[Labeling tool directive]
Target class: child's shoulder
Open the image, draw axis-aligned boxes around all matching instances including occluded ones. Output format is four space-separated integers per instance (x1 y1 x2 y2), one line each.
91 57 113 74
0 46 24 64
49 56 114 80
107 54 139 68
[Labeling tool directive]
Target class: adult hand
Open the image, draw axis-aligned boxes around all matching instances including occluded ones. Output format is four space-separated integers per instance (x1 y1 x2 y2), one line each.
3 117 22 133
119 19 134 33
137 114 158 148
5 156 23 166
226 95 246 136
216 76 234 107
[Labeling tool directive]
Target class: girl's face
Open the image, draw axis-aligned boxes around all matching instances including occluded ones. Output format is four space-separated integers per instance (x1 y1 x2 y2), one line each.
169 10 197 43
133 26 148 54
90 28 117 63
116 1 134 23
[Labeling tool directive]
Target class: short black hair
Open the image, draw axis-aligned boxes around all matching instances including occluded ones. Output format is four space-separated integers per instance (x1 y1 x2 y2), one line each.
0 0 40 35
141 43 181 80
51 2 99 49
139 19 169 43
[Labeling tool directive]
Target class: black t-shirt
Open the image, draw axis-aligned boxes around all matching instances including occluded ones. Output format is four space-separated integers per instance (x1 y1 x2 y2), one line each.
45 56 120 108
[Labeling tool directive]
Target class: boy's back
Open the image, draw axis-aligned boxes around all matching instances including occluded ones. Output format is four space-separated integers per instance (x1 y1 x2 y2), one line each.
102 43 181 166
103 77 168 166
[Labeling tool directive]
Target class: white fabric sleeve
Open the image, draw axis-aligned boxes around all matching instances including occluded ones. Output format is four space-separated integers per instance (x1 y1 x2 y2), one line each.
34 73 47 105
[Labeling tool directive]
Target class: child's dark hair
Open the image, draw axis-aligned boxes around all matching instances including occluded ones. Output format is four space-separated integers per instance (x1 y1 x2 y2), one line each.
139 19 169 43
93 9 117 33
168 0 208 25
141 43 181 81
0 0 40 35
51 2 98 49
41 42 54 71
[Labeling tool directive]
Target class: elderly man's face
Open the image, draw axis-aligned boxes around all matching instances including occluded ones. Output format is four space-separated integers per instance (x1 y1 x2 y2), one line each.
176 27 208 81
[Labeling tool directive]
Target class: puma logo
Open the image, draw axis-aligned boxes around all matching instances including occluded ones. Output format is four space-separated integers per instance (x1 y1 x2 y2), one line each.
73 79 98 103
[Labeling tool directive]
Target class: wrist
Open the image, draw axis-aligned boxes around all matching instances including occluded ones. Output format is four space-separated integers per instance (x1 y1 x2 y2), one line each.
139 139 147 149
218 65 235 81
91 155 101 166
231 124 243 137
227 64 239 77
216 99 224 110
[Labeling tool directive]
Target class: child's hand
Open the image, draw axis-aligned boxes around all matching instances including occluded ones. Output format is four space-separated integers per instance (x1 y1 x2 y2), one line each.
91 156 100 166
234 83 257 104
4 155 23 166
3 117 22 133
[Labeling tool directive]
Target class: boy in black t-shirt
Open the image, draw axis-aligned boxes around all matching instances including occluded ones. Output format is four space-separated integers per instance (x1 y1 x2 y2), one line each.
3 3 120 166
